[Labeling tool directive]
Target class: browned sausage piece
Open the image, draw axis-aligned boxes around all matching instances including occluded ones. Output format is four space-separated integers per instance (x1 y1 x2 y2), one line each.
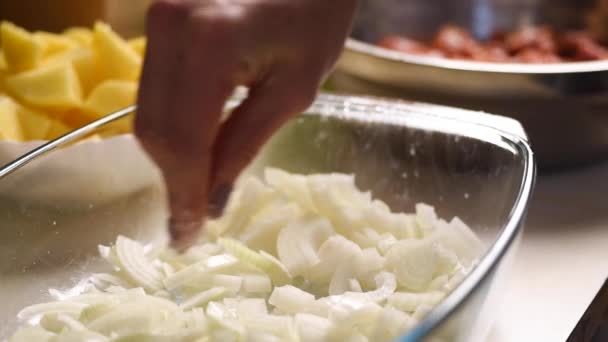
432 24 484 58
377 35 443 56
514 48 562 63
559 31 608 61
504 26 556 54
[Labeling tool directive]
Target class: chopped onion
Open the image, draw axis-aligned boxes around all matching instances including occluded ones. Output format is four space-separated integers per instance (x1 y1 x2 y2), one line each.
308 235 361 283
388 292 445 312
265 168 316 213
40 313 86 333
295 313 333 341
18 302 87 322
241 273 272 294
269 285 316 313
276 217 333 277
386 239 438 291
114 236 163 292
179 287 227 311
8 168 483 342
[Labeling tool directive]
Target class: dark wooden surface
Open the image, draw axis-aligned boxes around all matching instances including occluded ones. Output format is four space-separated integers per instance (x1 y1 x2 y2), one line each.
568 279 608 342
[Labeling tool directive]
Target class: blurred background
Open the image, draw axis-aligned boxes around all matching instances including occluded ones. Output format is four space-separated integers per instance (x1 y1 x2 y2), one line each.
0 0 149 37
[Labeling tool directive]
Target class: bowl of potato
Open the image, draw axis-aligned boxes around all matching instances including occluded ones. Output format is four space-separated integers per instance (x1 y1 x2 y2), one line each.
0 21 162 206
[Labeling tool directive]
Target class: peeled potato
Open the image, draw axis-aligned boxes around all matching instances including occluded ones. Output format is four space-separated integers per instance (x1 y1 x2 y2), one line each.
34 32 77 56
0 22 145 142
45 47 100 96
61 109 93 129
84 80 137 116
0 53 7 70
5 62 82 109
0 95 24 141
84 79 137 132
93 22 142 81
128 37 146 57
0 53 7 92
0 22 46 72
17 106 52 141
63 27 93 46
46 119 72 140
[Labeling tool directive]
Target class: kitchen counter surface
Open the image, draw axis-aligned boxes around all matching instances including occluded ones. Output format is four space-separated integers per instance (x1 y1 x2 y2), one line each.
489 161 608 341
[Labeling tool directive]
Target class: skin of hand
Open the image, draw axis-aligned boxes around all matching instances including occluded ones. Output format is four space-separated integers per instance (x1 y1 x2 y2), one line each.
135 0 358 250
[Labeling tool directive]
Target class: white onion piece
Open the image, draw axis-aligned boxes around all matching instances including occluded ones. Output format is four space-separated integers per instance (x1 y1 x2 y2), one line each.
18 302 87 322
415 203 439 237
236 298 268 318
241 273 272 294
40 313 86 333
50 330 108 342
265 168 316 213
240 202 301 255
179 287 227 311
269 285 316 314
386 239 438 291
114 236 163 292
371 308 413 342
434 217 484 263
295 313 333 341
219 237 291 286
219 177 278 238
308 235 361 283
387 292 445 313
276 217 333 277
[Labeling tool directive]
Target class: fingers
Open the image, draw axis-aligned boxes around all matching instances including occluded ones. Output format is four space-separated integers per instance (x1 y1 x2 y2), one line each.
138 1 241 250
208 66 321 217
136 0 356 251
136 0 194 250
160 8 244 250
135 0 189 160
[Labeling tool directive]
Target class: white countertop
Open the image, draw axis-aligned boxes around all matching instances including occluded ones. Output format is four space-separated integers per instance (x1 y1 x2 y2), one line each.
489 161 608 341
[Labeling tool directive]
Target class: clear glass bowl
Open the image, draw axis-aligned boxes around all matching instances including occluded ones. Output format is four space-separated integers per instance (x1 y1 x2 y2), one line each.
0 93 535 341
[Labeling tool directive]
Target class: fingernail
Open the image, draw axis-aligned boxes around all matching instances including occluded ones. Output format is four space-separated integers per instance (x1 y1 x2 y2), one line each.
168 217 201 252
208 183 232 218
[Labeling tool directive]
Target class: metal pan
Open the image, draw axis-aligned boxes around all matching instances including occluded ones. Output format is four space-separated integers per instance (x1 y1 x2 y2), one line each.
333 0 608 169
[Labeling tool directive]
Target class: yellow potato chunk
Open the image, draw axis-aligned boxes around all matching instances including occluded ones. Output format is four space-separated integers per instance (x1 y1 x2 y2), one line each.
45 47 100 96
84 79 137 116
0 22 46 71
46 119 71 140
128 37 146 57
0 22 141 142
93 22 142 81
0 53 7 92
107 115 133 134
0 96 52 141
18 106 52 140
84 79 137 132
0 52 7 70
62 109 92 128
0 95 24 141
63 27 93 46
34 32 77 56
5 62 82 109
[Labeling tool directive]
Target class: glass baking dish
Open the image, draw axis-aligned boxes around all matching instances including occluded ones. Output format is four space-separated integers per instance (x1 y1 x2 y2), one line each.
0 93 535 341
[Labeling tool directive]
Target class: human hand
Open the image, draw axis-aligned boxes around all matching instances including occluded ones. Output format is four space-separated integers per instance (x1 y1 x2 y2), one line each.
135 0 357 250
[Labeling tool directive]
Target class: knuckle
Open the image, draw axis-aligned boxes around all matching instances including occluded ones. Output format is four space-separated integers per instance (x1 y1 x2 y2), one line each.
188 5 244 39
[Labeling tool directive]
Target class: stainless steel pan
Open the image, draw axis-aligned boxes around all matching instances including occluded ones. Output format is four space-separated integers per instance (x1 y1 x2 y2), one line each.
333 0 608 169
